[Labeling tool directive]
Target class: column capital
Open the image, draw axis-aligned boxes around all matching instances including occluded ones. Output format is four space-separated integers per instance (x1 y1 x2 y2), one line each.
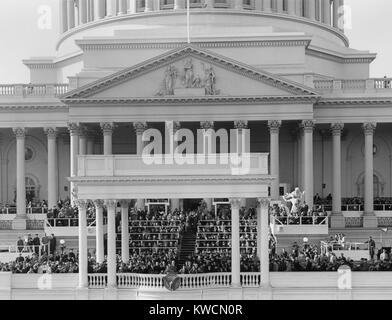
44 127 58 139
256 198 270 209
13 127 27 139
133 122 148 134
93 199 105 209
300 120 316 133
331 123 344 136
119 199 130 209
75 199 89 210
268 120 282 133
363 122 377 135
165 121 181 132
100 122 115 135
67 122 81 136
200 121 214 130
79 126 89 138
234 120 248 130
229 198 242 210
104 199 118 210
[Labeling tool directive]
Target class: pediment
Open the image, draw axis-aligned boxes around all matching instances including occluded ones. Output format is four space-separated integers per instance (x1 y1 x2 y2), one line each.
62 45 318 102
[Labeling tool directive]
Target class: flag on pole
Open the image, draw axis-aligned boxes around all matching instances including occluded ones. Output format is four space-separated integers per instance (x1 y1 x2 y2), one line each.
187 0 190 44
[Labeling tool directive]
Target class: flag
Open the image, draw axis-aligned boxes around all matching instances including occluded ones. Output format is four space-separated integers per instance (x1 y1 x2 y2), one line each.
381 228 388 233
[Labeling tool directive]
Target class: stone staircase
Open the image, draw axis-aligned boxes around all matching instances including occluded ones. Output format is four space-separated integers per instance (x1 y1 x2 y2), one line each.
176 230 197 269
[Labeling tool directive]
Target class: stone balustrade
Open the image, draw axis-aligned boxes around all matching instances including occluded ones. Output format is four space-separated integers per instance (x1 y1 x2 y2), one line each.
314 78 392 93
0 84 69 98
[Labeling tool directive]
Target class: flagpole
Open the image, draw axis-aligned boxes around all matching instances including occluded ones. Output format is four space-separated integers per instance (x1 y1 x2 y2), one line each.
187 0 190 44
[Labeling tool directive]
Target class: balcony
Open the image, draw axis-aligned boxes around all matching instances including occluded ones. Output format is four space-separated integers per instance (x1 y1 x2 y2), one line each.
0 84 69 99
314 78 392 95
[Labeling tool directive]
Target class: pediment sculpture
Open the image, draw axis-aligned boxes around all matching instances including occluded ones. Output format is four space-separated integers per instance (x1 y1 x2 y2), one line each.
156 59 220 96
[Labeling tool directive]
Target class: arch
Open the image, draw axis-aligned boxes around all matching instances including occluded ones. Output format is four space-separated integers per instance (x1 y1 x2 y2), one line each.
12 173 41 204
355 170 385 198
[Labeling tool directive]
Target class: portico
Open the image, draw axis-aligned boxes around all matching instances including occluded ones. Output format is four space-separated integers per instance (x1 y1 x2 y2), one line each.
70 153 273 290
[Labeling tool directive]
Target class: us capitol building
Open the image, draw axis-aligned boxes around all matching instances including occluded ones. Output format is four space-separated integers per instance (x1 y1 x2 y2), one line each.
1 0 392 300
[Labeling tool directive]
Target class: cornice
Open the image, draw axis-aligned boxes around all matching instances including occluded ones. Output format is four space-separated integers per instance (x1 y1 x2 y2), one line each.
69 175 274 184
61 45 319 100
64 95 319 105
317 98 392 106
76 39 312 51
306 48 376 64
0 105 69 112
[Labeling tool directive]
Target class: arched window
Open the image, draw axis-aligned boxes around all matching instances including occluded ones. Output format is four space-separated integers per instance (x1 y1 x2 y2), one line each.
357 174 383 198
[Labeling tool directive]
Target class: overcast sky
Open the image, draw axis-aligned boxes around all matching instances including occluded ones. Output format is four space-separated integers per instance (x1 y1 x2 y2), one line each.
0 0 391 83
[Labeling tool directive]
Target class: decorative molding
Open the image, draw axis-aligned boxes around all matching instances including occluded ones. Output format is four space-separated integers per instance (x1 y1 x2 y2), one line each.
119 199 130 208
317 98 392 106
44 127 58 139
61 45 319 100
0 105 68 112
234 120 248 130
306 48 376 65
256 198 270 209
13 127 27 139
100 122 115 135
200 121 214 130
268 120 282 134
330 123 344 136
229 198 242 209
105 199 118 210
300 120 316 133
362 122 377 135
133 121 148 134
64 95 319 105
93 199 105 209
75 199 89 210
67 122 81 136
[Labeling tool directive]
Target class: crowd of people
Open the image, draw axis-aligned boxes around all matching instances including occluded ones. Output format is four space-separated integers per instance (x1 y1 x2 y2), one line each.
15 233 56 255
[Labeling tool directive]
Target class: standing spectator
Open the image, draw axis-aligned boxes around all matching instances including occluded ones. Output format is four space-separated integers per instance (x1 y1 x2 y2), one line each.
41 234 49 254
365 236 376 260
49 233 57 255
33 234 40 255
16 237 24 253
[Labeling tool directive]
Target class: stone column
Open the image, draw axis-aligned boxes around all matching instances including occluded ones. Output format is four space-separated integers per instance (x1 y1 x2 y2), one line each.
79 127 88 155
105 200 117 288
94 0 106 19
301 120 315 208
322 0 331 25
79 0 88 23
101 122 114 155
133 122 148 211
119 0 128 13
276 0 283 12
200 121 214 211
363 123 377 228
257 198 270 288
106 0 118 16
263 0 272 12
13 128 27 230
170 122 181 211
145 0 153 11
234 120 249 208
93 200 104 263
127 0 137 13
234 0 242 10
45 128 58 209
60 0 68 33
287 0 296 15
268 120 281 200
67 0 75 29
76 199 88 288
330 123 344 228
230 198 241 287
174 0 185 9
68 123 80 205
305 0 316 20
86 130 95 155
120 200 130 263
332 0 339 28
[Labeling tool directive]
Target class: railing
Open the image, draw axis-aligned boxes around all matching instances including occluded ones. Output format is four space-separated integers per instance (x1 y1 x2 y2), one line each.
117 273 164 289
240 272 261 287
273 216 328 226
88 274 107 288
0 207 48 214
0 84 69 97
314 78 392 92
46 218 98 227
